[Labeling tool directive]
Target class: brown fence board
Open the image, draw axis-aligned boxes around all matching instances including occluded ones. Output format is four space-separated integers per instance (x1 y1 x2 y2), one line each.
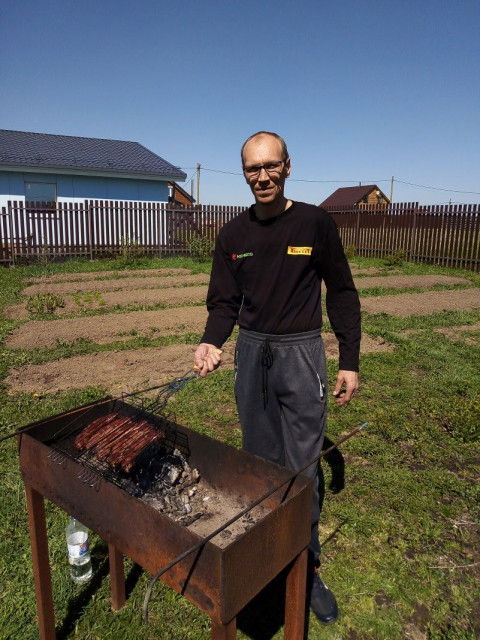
0 207 11 263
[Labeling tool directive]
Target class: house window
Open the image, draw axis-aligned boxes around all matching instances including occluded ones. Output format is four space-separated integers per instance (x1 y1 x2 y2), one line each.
24 181 57 206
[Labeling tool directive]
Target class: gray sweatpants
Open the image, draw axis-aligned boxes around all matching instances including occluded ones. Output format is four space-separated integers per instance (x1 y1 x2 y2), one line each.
234 327 327 564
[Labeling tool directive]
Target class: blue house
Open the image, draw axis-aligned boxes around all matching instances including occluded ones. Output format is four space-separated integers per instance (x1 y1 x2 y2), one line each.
0 129 187 209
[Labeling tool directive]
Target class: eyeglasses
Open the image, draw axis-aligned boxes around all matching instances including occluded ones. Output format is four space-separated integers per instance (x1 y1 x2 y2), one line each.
243 159 286 178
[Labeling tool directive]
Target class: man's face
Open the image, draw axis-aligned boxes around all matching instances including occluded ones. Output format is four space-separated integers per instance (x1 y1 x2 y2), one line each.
242 134 291 207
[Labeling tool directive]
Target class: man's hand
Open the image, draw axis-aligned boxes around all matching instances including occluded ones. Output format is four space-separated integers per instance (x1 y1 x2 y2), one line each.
194 343 223 378
332 370 359 407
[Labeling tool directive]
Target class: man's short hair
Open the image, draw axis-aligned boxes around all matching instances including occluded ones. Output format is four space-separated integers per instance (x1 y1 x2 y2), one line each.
241 131 289 164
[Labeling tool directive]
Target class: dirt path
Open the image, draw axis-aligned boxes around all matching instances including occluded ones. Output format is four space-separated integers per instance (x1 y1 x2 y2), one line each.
4 334 392 395
361 288 480 317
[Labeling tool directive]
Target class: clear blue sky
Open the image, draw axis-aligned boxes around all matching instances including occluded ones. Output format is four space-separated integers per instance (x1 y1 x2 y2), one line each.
1 0 479 206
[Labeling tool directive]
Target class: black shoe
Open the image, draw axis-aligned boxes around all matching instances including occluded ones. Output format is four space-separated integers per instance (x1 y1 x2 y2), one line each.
308 573 338 624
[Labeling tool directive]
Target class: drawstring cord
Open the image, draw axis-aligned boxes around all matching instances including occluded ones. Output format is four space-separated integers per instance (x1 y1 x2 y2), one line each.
261 339 273 409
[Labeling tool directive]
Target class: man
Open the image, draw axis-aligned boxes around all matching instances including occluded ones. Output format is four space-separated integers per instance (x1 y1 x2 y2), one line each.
194 131 361 625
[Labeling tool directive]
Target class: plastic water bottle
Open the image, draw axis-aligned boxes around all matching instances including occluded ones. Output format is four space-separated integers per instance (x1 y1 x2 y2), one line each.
66 517 92 583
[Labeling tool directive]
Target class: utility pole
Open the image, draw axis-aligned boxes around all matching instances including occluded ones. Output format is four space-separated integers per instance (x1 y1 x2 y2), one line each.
390 176 394 203
196 163 201 204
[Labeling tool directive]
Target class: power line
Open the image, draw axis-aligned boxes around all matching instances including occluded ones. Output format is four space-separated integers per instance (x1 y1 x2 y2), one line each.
182 166 390 183
179 167 480 195
290 178 391 184
394 179 480 195
196 167 242 176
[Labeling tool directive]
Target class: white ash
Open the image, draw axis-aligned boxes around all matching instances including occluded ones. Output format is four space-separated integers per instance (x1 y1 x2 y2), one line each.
131 446 272 547
137 448 202 522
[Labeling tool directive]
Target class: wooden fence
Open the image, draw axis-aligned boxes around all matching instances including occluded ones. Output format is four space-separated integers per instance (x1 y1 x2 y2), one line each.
326 202 480 271
0 200 243 265
1 200 479 271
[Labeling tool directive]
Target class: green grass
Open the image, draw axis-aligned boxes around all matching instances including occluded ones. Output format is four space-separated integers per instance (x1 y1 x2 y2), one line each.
0 256 479 639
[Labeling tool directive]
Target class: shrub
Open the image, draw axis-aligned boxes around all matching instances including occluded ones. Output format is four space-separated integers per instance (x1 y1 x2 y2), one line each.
36 242 53 276
188 234 215 261
344 243 356 259
119 235 143 264
384 249 407 267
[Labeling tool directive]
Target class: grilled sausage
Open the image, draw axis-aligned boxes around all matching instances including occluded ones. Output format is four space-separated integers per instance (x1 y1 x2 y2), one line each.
74 412 118 449
121 430 161 472
83 415 132 451
107 420 155 467
103 419 149 465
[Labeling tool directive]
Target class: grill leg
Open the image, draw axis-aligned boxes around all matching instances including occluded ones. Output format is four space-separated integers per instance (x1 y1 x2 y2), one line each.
108 544 126 611
284 547 308 640
24 483 56 640
211 617 236 640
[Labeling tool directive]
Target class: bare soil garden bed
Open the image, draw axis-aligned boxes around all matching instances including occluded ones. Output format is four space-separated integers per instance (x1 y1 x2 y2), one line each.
5 342 235 396
4 268 478 397
361 288 480 317
23 268 192 283
6 306 209 349
4 334 391 395
22 273 210 296
6 284 209 319
352 274 467 290
7 274 469 320
401 322 480 345
434 321 480 344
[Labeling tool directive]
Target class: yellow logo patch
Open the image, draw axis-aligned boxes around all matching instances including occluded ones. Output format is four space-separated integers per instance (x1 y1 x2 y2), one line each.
287 246 312 255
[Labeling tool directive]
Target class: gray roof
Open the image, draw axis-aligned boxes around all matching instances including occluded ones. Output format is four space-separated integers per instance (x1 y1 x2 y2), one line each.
0 129 186 181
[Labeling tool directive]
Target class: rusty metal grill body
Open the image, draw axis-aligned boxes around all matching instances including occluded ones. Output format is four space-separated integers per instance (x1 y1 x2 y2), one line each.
19 400 312 639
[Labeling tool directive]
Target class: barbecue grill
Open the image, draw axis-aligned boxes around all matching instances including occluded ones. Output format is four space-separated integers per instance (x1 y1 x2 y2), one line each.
19 397 312 639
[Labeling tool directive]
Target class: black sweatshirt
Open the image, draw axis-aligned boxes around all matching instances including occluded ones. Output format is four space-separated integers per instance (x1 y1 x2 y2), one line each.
201 201 361 371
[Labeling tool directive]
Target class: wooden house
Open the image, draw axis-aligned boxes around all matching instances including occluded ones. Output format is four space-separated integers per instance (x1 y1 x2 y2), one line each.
168 181 195 206
320 185 390 209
